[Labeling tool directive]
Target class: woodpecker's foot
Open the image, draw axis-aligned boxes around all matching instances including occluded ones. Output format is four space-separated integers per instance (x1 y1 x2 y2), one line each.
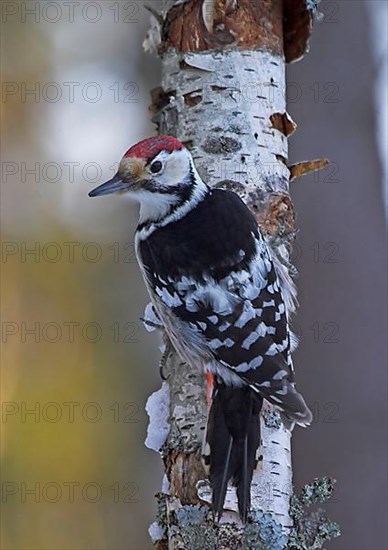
159 335 173 380
140 317 164 331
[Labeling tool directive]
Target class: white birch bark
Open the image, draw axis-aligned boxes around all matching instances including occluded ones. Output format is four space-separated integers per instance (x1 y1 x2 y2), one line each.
144 10 300 550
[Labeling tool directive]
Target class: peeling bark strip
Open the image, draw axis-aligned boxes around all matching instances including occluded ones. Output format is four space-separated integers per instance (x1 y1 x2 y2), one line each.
270 112 297 137
144 1 321 549
289 158 330 181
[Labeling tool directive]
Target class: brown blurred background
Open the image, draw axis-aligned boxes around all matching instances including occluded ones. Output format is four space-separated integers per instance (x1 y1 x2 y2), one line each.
1 1 387 549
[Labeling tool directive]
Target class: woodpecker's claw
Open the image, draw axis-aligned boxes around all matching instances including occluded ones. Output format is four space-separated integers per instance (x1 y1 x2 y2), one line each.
159 335 173 380
140 317 164 331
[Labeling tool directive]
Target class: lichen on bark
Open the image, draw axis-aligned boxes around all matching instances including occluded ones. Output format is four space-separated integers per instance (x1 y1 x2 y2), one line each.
287 478 340 549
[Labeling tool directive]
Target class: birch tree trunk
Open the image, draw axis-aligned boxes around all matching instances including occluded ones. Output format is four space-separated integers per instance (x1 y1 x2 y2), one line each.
143 1 319 548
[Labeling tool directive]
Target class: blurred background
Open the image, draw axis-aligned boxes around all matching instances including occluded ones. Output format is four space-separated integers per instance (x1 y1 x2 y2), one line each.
1 1 386 549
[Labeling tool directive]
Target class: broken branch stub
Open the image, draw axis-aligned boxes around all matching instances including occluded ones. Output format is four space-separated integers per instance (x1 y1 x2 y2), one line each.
150 0 316 63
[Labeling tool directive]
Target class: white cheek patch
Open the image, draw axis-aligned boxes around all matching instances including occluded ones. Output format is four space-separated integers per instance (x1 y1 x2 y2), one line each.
153 149 191 188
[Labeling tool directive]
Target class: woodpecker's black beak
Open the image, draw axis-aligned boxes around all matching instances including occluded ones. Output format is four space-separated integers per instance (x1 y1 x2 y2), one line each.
88 174 129 197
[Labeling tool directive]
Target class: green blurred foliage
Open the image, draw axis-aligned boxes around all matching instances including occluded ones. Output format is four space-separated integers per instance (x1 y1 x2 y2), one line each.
1 3 161 549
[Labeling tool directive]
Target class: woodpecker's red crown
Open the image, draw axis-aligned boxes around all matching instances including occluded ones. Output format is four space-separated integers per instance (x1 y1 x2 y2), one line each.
124 135 184 161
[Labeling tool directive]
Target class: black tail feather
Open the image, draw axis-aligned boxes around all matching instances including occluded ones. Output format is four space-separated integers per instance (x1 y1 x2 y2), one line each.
215 435 233 519
236 435 249 522
205 382 263 522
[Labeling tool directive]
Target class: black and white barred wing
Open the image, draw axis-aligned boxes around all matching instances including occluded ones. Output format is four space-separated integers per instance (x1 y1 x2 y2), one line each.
150 240 312 427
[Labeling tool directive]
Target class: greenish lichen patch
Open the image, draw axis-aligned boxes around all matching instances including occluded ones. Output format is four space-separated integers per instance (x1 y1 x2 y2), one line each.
167 506 291 550
288 477 340 550
175 504 208 527
305 0 324 21
243 511 287 550
173 505 217 549
288 510 340 550
299 477 335 506
263 410 282 429
306 0 321 11
155 492 168 541
217 522 243 549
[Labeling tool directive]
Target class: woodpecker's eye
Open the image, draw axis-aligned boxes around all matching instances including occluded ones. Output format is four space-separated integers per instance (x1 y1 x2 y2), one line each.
150 160 163 174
